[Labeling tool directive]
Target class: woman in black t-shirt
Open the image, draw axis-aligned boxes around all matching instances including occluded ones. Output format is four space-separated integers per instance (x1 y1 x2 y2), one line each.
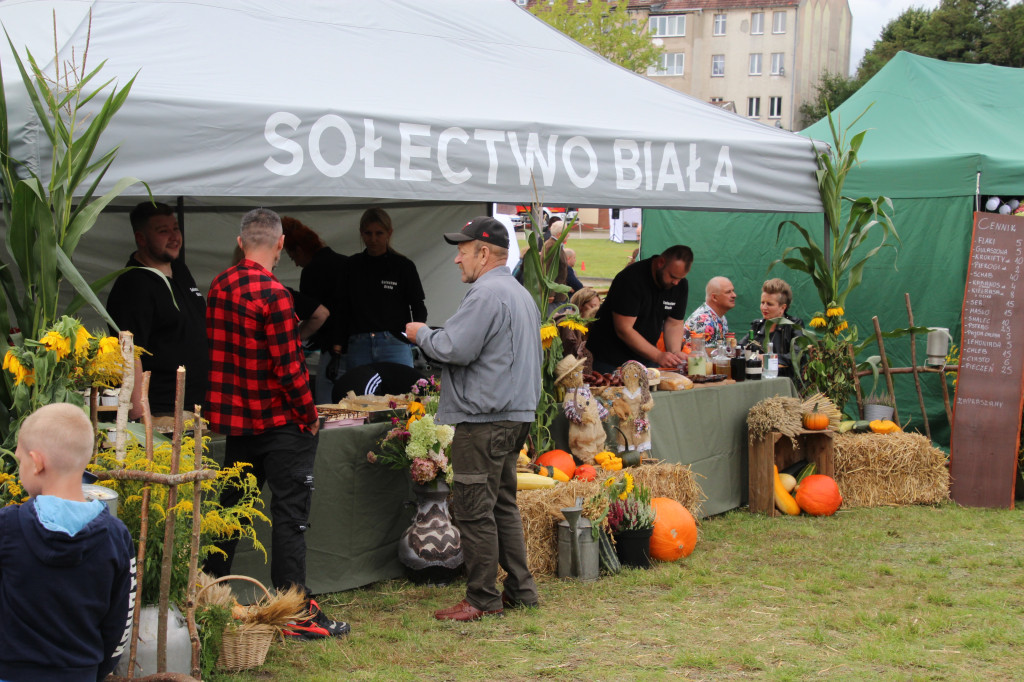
341 208 427 369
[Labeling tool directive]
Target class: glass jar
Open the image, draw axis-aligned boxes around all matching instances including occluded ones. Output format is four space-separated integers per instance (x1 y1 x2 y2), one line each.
687 336 710 377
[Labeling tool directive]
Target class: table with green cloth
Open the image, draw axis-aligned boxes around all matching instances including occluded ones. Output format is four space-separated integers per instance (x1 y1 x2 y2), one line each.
549 377 797 517
210 377 794 595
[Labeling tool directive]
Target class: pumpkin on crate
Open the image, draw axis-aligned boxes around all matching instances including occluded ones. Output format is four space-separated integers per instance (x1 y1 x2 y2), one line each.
535 449 576 479
794 474 843 516
649 497 697 561
802 403 829 431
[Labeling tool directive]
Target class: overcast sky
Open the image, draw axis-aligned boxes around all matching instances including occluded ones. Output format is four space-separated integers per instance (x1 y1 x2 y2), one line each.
849 0 942 75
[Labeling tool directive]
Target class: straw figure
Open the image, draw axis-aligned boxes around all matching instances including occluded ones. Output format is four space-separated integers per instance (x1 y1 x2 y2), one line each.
555 354 608 464
610 360 654 455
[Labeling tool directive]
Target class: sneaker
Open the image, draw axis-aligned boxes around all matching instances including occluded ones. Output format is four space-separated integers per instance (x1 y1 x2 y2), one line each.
308 598 351 637
282 616 330 640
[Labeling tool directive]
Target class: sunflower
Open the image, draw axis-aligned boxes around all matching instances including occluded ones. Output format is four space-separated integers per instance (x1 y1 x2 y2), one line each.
826 306 844 317
40 330 72 360
3 350 34 386
809 316 827 328
833 320 849 334
540 324 558 349
73 325 94 359
557 319 588 334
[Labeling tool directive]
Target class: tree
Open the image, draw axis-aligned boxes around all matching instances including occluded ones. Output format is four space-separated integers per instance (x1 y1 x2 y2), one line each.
857 6 934 82
530 0 663 73
982 2 1024 67
797 71 861 129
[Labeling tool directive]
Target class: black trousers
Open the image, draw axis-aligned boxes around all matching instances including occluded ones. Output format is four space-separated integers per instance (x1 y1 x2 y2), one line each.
205 424 318 595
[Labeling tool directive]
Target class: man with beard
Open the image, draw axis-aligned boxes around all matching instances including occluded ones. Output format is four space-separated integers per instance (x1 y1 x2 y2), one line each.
586 245 693 373
106 201 208 417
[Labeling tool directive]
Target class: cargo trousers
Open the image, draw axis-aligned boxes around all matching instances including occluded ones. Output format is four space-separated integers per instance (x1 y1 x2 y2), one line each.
450 420 538 612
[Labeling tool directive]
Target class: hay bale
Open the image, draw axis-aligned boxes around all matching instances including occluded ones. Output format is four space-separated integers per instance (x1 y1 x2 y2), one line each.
834 432 950 507
512 463 703 577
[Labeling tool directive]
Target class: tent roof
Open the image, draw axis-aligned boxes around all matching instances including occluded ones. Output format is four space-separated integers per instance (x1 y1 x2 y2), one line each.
801 51 1024 199
1 0 821 212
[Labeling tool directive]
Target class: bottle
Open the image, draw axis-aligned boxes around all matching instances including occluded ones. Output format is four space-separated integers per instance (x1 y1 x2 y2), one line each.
762 340 779 379
687 336 709 377
731 342 747 381
713 343 731 376
745 345 762 381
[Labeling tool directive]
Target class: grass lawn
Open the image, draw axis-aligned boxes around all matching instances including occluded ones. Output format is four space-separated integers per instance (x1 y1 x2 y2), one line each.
516 235 639 281
209 503 1024 681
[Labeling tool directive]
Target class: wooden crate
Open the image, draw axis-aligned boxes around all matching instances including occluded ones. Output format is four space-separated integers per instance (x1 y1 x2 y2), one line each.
748 428 834 516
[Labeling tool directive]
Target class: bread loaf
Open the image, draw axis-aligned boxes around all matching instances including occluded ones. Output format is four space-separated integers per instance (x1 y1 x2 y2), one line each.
658 371 693 391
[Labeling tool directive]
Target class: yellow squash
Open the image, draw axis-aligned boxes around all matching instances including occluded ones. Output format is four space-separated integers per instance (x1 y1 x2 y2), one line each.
773 465 801 515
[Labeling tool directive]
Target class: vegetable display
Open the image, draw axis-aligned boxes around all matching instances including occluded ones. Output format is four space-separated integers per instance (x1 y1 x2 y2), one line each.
773 465 801 515
794 475 843 516
649 497 697 560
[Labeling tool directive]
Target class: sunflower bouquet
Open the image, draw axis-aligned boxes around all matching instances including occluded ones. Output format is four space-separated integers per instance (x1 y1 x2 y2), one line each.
603 472 656 533
367 376 454 486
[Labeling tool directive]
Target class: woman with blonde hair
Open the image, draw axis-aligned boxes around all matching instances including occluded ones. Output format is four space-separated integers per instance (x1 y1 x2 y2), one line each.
750 278 802 378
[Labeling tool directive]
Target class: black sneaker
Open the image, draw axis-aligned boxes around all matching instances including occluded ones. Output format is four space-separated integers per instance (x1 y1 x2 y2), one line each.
308 598 351 637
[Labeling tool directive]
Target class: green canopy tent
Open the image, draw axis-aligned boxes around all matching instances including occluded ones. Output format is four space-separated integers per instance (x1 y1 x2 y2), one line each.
642 52 1024 443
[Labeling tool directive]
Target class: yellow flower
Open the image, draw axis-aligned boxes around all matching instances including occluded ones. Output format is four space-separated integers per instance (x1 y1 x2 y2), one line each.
603 476 615 488
98 336 120 355
74 326 94 359
3 351 34 386
809 317 827 328
407 401 425 416
557 319 588 334
826 306 844 317
40 330 72 360
833 320 849 335
619 472 635 500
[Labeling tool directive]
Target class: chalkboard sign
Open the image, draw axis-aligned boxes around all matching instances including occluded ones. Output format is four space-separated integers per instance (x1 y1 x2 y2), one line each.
950 212 1024 508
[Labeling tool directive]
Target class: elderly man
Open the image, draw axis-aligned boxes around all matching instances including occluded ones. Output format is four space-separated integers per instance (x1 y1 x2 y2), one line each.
586 245 694 373
406 216 541 622
684 276 737 345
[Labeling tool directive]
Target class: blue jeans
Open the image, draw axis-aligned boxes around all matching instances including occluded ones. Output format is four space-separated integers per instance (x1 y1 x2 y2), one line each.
347 332 413 369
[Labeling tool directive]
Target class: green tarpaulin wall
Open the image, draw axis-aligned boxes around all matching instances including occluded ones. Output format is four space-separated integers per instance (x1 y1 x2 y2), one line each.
642 52 1024 444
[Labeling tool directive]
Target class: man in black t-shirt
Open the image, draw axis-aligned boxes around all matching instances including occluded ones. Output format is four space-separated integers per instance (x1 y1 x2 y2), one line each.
586 245 693 373
106 202 209 416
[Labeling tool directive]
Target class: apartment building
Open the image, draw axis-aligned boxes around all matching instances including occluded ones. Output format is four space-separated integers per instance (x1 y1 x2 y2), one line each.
516 0 851 130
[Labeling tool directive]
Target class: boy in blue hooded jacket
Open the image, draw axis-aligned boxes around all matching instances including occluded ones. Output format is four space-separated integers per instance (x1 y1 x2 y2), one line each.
0 403 136 682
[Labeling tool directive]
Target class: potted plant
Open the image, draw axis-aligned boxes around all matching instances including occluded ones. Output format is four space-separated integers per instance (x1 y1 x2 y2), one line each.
864 392 896 422
603 473 656 569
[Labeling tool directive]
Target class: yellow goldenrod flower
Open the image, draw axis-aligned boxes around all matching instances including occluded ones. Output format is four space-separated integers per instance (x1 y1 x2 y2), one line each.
809 317 827 328
40 330 72 360
826 306 844 317
74 326 94 359
557 319 588 334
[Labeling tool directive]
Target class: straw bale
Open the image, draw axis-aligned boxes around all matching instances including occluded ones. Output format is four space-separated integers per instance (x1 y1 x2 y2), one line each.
511 463 703 577
834 432 950 508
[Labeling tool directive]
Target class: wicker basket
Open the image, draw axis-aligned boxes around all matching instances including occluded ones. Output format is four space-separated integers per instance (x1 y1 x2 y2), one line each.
197 575 279 672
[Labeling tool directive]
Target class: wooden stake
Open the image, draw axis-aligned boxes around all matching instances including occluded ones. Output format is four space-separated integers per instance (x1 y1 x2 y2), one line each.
905 293 931 440
187 406 204 680
872 316 899 424
848 343 864 420
89 386 100 457
114 332 135 462
157 367 186 672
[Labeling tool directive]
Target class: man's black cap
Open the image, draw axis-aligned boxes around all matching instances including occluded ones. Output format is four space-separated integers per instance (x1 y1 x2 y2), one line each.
443 216 509 249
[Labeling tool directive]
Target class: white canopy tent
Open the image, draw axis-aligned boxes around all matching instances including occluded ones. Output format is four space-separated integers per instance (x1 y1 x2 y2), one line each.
1 0 822 321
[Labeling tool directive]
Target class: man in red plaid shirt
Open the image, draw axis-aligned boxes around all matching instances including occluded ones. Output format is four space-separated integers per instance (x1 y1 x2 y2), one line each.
203 208 349 639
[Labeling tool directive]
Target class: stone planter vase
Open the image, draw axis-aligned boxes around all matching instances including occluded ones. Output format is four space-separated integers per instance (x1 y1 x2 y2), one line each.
398 479 463 585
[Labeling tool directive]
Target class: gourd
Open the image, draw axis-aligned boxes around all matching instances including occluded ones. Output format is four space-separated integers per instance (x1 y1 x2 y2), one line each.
574 464 597 482
595 451 623 471
536 449 576 479
773 465 801 515
649 497 698 560
517 472 557 490
596 529 621 574
778 472 797 493
802 403 829 431
868 419 900 434
537 465 570 482
794 474 843 516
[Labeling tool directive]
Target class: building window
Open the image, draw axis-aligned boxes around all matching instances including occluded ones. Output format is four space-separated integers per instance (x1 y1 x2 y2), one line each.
649 14 685 37
713 14 726 36
769 96 783 118
771 52 785 75
747 97 761 118
648 52 686 76
751 11 764 34
711 97 723 103
749 53 762 75
516 0 527 5
773 11 786 34
711 55 725 77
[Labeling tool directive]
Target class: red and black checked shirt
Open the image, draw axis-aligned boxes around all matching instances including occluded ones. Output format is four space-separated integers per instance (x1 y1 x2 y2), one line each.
205 259 317 435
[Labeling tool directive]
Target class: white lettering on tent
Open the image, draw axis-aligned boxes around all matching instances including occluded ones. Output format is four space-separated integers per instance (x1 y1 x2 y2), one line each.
687 143 709 192
562 136 598 188
507 132 558 186
399 123 432 182
644 141 653 191
474 129 505 185
438 127 471 184
361 119 395 180
711 146 737 193
656 143 685 191
309 114 356 178
264 112 303 177
614 140 642 190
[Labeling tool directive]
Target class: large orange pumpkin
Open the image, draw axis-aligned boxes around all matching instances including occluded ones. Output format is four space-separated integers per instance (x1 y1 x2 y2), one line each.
535 449 576 479
794 475 843 516
649 497 698 561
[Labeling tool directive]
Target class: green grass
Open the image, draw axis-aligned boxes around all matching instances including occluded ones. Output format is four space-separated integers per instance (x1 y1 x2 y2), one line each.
516 236 639 281
209 503 1024 681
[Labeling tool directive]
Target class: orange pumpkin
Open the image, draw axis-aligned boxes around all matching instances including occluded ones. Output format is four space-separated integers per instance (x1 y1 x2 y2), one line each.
573 464 597 481
649 497 698 561
535 449 576 479
802 404 829 430
794 474 843 516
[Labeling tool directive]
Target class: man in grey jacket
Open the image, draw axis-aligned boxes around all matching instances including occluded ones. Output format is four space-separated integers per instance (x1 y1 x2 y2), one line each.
406 216 541 622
